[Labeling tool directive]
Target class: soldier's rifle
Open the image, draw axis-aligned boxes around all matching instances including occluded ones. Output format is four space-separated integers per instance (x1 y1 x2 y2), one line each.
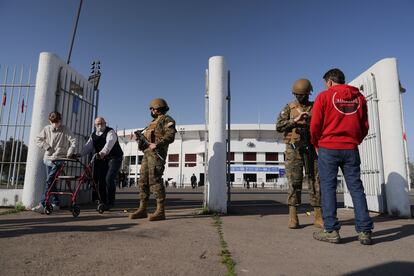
295 126 315 177
134 128 164 161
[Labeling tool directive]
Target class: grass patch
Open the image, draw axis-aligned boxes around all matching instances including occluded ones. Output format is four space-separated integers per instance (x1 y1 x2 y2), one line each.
195 206 218 216
0 202 26 216
213 214 236 276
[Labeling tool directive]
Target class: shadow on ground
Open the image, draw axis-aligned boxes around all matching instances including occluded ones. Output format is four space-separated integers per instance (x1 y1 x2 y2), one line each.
2 188 412 241
116 188 353 219
0 214 136 239
344 261 414 276
339 219 414 244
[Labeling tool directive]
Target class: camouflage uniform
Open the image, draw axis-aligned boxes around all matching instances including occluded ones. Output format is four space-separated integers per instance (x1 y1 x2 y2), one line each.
276 101 320 207
139 114 176 201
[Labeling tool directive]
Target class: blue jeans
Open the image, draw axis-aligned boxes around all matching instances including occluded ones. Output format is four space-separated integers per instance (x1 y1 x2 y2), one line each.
41 159 64 206
318 148 373 233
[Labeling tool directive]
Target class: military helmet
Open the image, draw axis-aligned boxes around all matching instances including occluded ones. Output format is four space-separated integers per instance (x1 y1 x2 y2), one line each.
292 79 313 95
149 98 169 110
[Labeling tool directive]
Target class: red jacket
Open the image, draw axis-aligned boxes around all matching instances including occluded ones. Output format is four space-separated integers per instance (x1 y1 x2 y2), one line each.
310 84 369 149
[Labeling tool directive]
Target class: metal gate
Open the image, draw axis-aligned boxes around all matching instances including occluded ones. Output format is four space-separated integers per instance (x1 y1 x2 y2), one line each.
0 65 34 190
346 58 410 216
346 73 386 212
53 65 98 185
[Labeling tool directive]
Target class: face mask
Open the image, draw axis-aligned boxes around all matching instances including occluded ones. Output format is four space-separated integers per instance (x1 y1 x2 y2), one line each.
295 94 309 105
151 112 158 118
52 122 61 129
96 123 106 133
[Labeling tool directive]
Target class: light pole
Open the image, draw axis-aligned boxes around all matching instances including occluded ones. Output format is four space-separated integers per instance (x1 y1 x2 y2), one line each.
88 61 101 120
179 128 185 188
67 0 83 64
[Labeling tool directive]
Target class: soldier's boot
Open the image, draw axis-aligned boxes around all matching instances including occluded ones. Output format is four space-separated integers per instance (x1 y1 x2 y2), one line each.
288 206 299 229
149 199 165 221
129 200 148 219
313 207 324 228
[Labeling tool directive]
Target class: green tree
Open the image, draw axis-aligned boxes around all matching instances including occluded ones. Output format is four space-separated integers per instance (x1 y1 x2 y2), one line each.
409 161 414 188
0 138 28 185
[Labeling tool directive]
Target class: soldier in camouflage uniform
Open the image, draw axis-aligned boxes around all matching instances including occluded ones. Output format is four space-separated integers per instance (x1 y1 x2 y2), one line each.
129 98 177 221
276 79 323 229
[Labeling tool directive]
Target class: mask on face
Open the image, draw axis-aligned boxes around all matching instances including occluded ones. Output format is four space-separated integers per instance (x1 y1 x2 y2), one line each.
52 122 61 129
96 123 106 133
295 94 309 105
151 112 158 118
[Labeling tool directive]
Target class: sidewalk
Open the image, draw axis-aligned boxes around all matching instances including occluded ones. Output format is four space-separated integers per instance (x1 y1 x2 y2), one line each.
223 206 414 275
0 187 413 276
0 200 225 276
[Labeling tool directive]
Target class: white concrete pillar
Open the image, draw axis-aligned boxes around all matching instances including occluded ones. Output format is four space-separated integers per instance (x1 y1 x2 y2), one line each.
375 58 410 217
207 56 227 213
22 53 62 208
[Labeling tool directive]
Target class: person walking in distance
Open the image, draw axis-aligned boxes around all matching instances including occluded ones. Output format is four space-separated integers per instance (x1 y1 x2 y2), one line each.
191 173 197 189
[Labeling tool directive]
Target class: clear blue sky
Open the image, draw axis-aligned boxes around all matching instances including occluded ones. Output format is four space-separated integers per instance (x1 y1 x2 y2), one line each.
1 0 413 159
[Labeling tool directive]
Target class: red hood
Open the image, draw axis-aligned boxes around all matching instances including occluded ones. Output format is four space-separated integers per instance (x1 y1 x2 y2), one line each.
329 84 360 100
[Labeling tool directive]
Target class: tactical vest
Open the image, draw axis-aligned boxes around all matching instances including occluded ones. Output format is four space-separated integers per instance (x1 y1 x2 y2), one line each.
283 101 313 144
144 115 163 143
92 127 123 158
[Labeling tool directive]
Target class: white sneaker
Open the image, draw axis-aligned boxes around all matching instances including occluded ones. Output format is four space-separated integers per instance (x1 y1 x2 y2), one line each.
51 204 60 211
31 203 45 214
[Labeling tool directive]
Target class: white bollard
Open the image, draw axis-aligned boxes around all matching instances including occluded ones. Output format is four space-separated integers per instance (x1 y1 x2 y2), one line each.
22 53 62 208
207 56 227 213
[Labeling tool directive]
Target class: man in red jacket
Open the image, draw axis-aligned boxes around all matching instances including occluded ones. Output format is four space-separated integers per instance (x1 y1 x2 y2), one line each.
310 68 373 245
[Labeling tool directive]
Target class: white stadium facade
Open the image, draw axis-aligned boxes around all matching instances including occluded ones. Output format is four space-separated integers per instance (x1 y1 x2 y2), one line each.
118 124 288 189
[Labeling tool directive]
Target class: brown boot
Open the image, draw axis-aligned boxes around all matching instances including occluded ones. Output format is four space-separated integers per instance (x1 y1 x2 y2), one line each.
149 199 166 221
288 206 299 229
129 200 148 219
313 207 324 228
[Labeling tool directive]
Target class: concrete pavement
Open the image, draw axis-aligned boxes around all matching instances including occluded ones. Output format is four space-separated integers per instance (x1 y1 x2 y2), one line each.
0 188 225 276
0 187 413 276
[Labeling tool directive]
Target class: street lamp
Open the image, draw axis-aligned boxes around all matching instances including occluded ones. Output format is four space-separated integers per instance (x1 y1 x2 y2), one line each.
179 128 185 188
67 0 83 64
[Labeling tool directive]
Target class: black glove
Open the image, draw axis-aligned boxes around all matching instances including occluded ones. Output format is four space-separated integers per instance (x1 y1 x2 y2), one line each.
138 139 147 151
94 153 102 160
67 153 78 160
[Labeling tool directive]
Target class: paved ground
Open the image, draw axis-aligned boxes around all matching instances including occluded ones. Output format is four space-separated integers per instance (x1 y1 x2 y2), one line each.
1 187 413 276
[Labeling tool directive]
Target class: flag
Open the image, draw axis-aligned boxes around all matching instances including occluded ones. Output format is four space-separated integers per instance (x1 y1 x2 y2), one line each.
21 99 24 113
2 92 6 106
72 97 80 114
403 132 407 141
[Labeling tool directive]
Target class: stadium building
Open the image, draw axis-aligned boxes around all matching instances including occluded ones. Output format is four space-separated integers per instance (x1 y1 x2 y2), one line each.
118 124 288 188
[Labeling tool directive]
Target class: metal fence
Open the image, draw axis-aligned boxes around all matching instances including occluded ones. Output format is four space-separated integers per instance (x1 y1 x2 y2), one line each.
345 73 386 212
0 62 97 192
53 66 98 191
0 65 34 189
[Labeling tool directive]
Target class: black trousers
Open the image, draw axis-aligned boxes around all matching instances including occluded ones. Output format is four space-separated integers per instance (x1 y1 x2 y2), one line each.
93 157 123 205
